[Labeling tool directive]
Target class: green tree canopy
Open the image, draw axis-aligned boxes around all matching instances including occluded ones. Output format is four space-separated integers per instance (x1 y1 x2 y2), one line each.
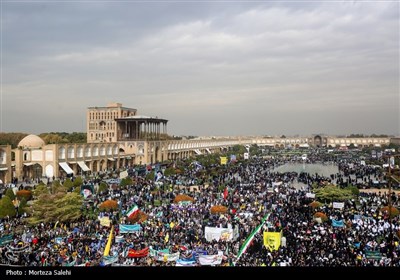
0 196 16 218
5 188 15 201
314 185 353 202
120 177 133 187
63 178 74 191
28 183 82 225
98 182 108 194
73 176 83 188
0 132 28 148
18 197 28 215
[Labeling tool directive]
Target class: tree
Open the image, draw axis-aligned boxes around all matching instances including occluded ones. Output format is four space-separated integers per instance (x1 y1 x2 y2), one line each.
33 184 49 197
120 177 133 187
5 188 15 201
98 200 118 212
145 171 155 181
28 183 82 224
63 178 74 191
98 182 108 194
314 185 353 202
346 185 360 196
18 197 28 215
73 176 83 188
0 196 16 218
232 145 246 154
52 193 83 222
16 190 32 201
164 167 176 177
0 132 28 148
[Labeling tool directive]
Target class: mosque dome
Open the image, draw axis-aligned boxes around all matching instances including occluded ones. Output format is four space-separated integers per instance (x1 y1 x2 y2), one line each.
18 134 45 149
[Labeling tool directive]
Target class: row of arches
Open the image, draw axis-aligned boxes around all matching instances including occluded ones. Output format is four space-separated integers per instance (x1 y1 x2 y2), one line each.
20 157 136 179
58 144 120 160
167 141 238 151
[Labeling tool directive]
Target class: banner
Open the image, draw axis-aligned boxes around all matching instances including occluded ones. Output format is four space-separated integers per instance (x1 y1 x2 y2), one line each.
220 157 228 165
263 232 281 251
199 252 223 266
365 250 383 260
333 202 344 209
100 217 111 227
55 237 63 244
170 204 197 211
176 253 197 266
113 235 123 244
205 227 235 242
305 193 316 198
0 235 13 246
153 251 180 262
314 217 322 224
176 259 197 267
244 153 249 160
127 247 149 258
149 247 170 257
119 170 128 179
102 255 119 265
331 219 345 227
119 224 142 233
354 215 362 221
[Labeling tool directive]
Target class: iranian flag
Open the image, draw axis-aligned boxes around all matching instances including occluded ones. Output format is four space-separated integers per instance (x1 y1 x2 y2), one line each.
234 213 270 265
126 205 139 218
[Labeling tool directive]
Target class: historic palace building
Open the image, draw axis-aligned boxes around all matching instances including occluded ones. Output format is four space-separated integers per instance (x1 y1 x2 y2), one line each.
0 103 394 184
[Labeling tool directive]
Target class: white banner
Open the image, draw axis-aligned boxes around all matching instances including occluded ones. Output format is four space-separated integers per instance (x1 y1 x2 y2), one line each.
119 170 128 179
305 193 316 198
205 227 235 242
244 153 249 160
199 252 223 266
153 252 180 262
333 202 344 209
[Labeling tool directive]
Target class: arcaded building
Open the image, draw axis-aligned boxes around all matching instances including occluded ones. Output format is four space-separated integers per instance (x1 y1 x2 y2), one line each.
0 102 394 184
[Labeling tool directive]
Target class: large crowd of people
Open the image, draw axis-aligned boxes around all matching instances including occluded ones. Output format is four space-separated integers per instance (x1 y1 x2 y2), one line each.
0 149 399 267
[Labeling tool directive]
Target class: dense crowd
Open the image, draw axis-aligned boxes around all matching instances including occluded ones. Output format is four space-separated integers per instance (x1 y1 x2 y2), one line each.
0 152 399 267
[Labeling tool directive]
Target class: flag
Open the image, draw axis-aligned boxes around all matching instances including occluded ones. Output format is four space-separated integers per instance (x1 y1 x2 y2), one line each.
126 205 139 218
103 226 114 257
127 247 149 258
223 187 228 200
234 213 270 265
165 232 169 243
54 221 59 229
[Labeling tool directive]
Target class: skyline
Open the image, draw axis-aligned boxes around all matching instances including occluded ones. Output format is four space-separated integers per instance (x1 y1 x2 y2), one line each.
1 1 399 136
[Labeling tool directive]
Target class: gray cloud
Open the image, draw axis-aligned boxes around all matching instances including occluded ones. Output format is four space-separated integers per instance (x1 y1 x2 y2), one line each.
2 1 399 136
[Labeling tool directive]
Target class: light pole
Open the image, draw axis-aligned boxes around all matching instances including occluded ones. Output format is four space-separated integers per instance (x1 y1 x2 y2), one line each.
386 154 400 265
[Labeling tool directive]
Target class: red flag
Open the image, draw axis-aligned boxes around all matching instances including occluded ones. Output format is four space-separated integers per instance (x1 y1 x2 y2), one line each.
127 247 149 258
223 187 228 200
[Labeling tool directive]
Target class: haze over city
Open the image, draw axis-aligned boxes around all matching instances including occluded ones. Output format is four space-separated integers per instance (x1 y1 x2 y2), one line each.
1 1 399 136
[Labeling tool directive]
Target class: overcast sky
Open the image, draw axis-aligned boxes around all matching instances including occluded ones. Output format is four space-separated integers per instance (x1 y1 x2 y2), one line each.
1 1 399 137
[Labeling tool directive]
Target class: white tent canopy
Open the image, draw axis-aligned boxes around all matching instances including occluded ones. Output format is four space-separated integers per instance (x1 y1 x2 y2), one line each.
59 162 74 174
77 161 90 172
